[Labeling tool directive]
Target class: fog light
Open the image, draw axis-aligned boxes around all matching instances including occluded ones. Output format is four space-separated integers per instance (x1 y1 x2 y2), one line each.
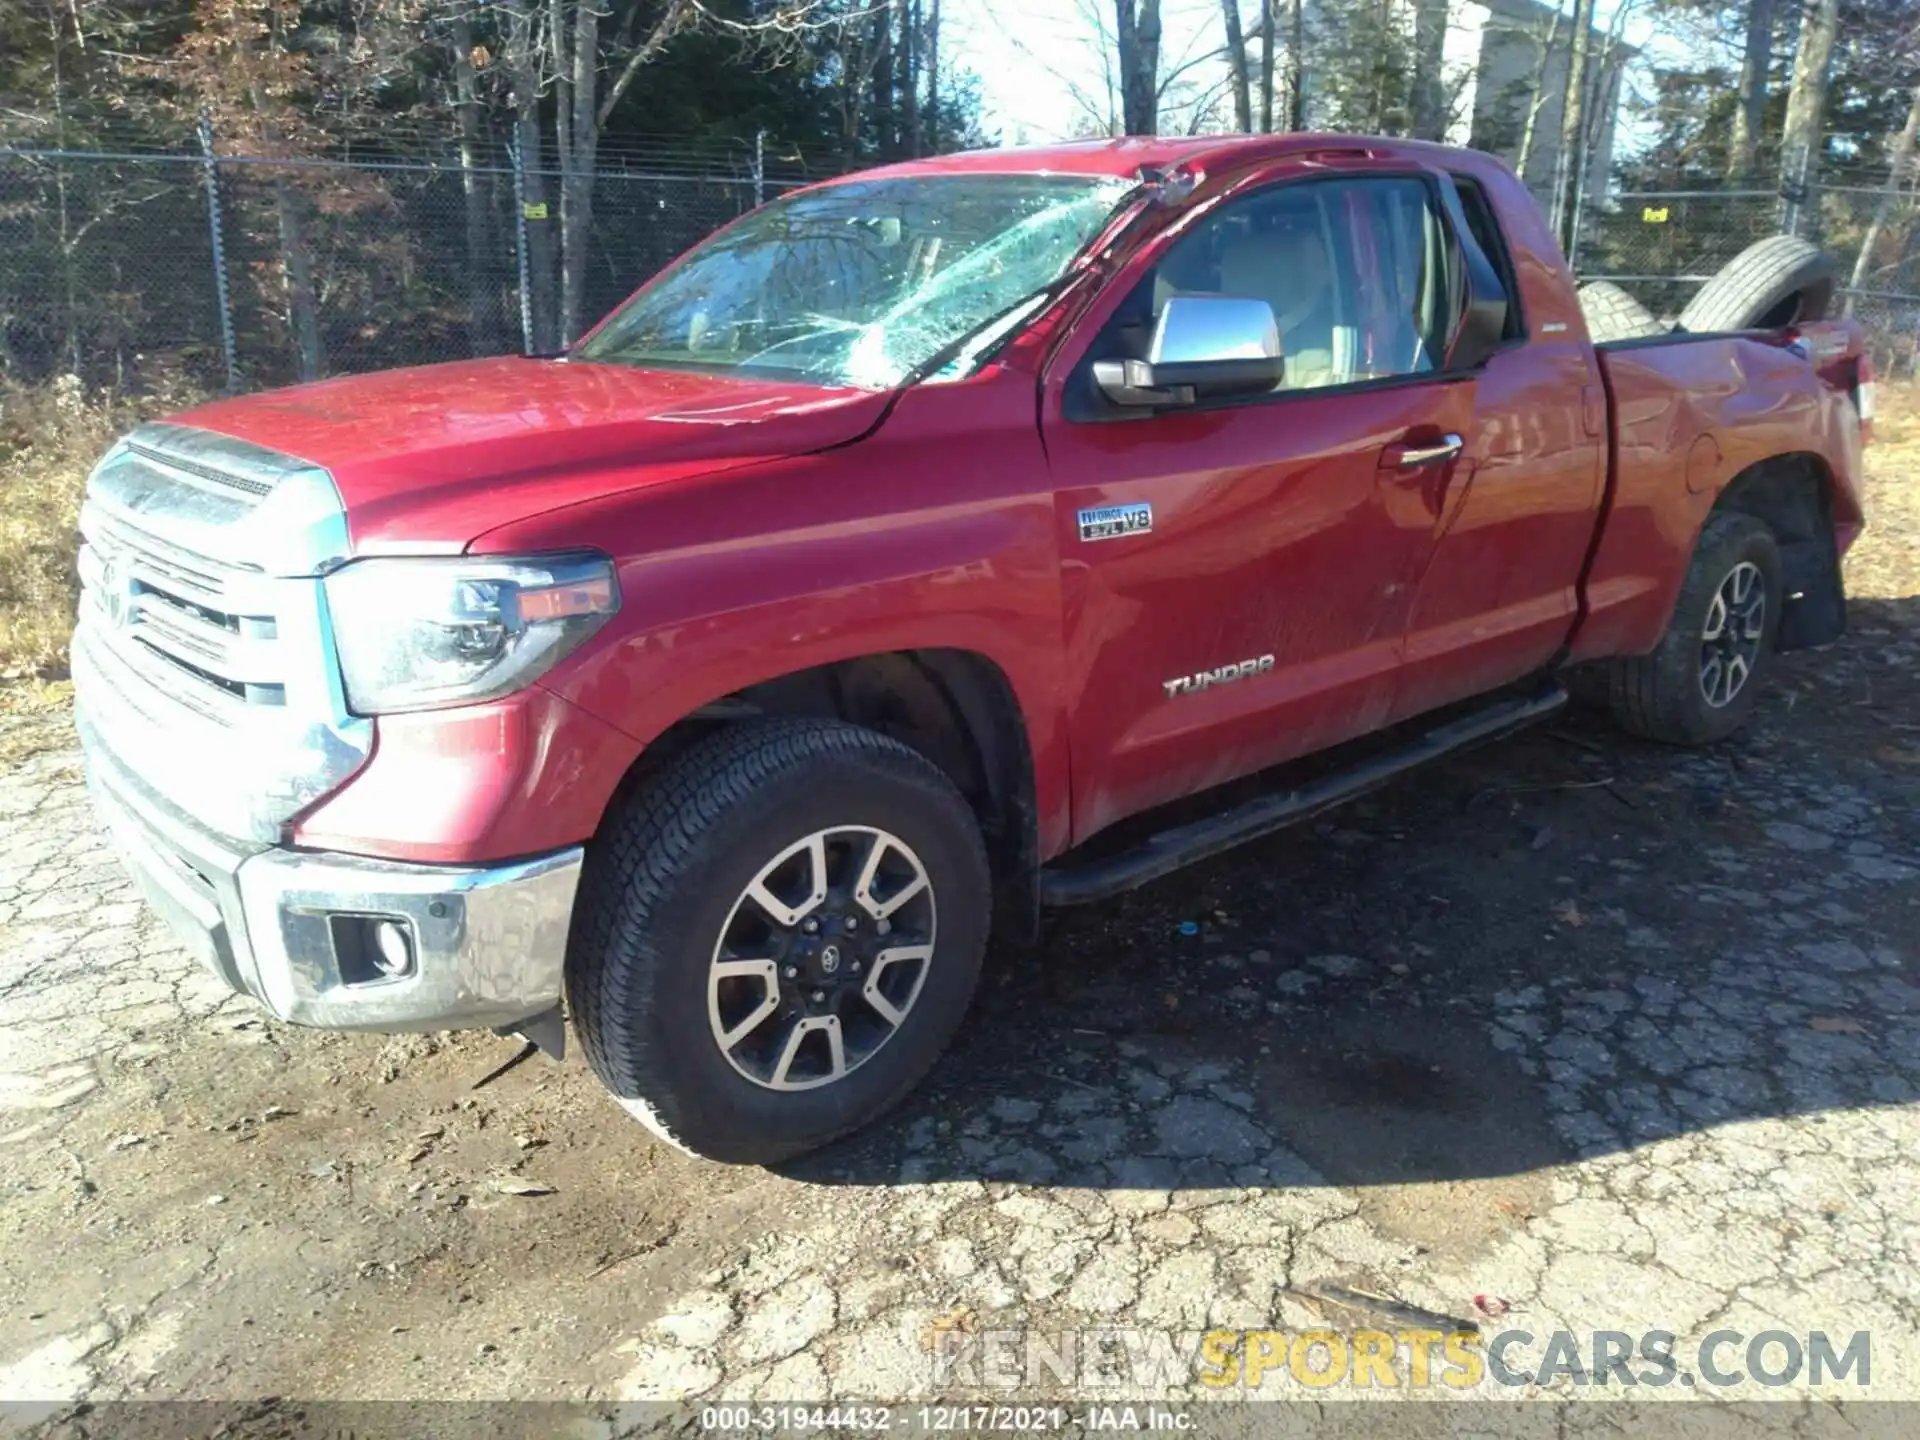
372 919 415 978
329 914 420 986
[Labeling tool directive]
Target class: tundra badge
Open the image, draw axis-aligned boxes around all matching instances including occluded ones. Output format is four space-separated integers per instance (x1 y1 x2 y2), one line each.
1078 502 1153 542
1163 655 1275 698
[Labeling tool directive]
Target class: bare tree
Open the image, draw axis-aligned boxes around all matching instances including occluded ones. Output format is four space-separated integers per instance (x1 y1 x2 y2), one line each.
1549 0 1594 245
1779 0 1841 226
988 0 1118 134
825 5 890 156
25 0 181 378
266 159 324 380
1220 0 1252 131
987 0 1221 137
1257 0 1275 129
1847 84 1920 308
545 0 851 341
1115 0 1162 133
902 0 921 155
1410 0 1448 139
870 0 895 155
448 4 504 354
1514 3 1564 184
549 0 702 342
926 0 941 149
1727 0 1775 179
1569 2 1636 251
1158 14 1241 133
500 0 558 352
175 0 337 380
1286 0 1305 129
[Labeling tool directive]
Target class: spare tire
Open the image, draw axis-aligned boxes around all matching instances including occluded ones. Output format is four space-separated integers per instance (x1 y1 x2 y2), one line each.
1677 235 1834 334
1579 281 1665 343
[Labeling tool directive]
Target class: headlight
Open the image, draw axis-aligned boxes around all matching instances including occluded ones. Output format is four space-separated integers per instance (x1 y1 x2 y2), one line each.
323 553 619 715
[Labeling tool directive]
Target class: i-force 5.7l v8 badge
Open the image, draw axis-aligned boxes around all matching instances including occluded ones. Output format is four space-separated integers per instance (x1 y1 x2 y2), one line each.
1078 503 1153 542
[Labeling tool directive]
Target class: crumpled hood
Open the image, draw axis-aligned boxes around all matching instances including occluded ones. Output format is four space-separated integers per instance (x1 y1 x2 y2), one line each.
172 356 889 551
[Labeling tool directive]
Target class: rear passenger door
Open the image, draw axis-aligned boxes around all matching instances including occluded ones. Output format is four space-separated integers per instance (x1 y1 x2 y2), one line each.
1386 175 1608 723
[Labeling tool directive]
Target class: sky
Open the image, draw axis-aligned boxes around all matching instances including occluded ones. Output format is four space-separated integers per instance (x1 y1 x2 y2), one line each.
944 0 1230 144
942 0 1672 150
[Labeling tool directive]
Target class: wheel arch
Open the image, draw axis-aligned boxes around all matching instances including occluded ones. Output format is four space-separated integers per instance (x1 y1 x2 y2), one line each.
600 648 1044 945
1711 450 1846 651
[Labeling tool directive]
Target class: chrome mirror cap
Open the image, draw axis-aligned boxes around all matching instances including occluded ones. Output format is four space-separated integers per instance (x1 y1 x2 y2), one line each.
1094 295 1287 409
1150 295 1282 364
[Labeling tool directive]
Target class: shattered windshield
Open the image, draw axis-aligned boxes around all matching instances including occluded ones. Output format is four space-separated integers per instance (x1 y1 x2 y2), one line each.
573 174 1135 389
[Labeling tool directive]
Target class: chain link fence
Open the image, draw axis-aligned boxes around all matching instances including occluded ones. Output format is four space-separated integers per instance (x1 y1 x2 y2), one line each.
1575 178 1920 376
12 137 1919 393
1 133 808 395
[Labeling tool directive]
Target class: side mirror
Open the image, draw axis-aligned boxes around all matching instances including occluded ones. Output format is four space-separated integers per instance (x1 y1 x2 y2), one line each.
1447 282 1508 372
1438 177 1511 372
1094 295 1286 407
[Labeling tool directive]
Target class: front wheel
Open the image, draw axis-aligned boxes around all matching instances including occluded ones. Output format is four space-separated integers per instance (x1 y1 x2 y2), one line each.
1605 511 1784 746
567 718 991 1164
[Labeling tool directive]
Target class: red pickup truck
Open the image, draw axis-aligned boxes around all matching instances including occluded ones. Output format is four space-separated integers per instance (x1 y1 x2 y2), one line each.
75 135 1870 1163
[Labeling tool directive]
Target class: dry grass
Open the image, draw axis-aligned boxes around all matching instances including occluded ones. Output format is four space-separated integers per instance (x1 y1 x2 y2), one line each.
1847 380 1920 604
0 375 205 678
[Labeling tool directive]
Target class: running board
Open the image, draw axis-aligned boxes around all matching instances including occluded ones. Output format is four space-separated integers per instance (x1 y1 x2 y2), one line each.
1037 682 1569 907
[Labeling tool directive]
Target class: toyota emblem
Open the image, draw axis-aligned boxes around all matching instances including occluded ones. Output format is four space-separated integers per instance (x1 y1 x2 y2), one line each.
100 559 129 627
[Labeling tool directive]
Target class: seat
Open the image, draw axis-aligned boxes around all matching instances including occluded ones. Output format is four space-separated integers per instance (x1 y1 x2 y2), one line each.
1216 230 1337 389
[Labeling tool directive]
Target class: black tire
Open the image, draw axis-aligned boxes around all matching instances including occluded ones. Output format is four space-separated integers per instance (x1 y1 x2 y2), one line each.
1579 281 1664 343
1606 511 1783 746
567 718 991 1165
1677 235 1834 334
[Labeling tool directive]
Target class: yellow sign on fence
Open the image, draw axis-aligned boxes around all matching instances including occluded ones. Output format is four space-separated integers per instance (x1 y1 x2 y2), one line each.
1642 206 1670 224
522 202 549 220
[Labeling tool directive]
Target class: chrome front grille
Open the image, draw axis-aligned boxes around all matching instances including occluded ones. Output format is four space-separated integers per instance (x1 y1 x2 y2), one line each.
79 507 286 716
73 421 374 846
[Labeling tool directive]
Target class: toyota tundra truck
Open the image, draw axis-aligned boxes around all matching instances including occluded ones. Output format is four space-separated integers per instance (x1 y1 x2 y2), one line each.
73 135 1871 1163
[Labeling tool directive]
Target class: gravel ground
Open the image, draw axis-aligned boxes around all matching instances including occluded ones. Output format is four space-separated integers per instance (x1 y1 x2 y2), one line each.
1 437 1915 1422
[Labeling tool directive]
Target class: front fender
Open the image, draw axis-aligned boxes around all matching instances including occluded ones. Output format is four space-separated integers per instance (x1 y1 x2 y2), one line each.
473 371 1075 859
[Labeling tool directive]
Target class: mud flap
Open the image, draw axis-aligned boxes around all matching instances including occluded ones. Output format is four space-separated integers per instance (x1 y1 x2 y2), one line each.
495 1005 567 1061
1778 532 1847 651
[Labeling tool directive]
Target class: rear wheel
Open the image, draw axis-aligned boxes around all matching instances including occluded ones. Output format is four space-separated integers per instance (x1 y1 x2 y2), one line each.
1605 511 1783 746
567 718 990 1164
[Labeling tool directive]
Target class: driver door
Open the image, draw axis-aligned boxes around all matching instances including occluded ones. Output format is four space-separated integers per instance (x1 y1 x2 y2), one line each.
1043 172 1480 844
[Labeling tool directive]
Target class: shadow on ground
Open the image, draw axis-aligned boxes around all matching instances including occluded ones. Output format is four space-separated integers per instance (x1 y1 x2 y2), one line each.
785 598 1920 1230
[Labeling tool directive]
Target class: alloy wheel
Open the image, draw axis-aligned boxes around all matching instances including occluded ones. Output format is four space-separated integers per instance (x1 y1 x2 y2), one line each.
706 826 936 1091
1699 560 1767 709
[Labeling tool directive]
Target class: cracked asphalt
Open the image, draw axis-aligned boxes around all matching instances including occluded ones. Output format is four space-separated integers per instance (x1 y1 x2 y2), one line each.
1 461 1916 1420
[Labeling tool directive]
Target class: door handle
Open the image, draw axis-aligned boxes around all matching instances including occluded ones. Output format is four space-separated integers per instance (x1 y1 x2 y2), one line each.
1383 433 1465 468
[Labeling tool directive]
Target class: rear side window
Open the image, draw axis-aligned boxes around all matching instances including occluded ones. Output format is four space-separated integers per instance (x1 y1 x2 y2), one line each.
1450 176 1526 341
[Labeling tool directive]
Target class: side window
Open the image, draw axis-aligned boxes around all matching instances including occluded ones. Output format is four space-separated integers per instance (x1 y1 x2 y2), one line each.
1450 176 1526 341
1147 176 1456 392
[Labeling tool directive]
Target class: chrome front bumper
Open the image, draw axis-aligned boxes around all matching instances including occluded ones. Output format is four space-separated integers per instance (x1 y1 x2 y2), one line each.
81 713 583 1033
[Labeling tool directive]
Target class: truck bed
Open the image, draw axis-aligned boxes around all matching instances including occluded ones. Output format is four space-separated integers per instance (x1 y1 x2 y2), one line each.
1574 325 1868 664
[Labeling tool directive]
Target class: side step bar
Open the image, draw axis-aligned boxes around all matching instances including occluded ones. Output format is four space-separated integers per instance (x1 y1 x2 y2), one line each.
1038 681 1569 907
